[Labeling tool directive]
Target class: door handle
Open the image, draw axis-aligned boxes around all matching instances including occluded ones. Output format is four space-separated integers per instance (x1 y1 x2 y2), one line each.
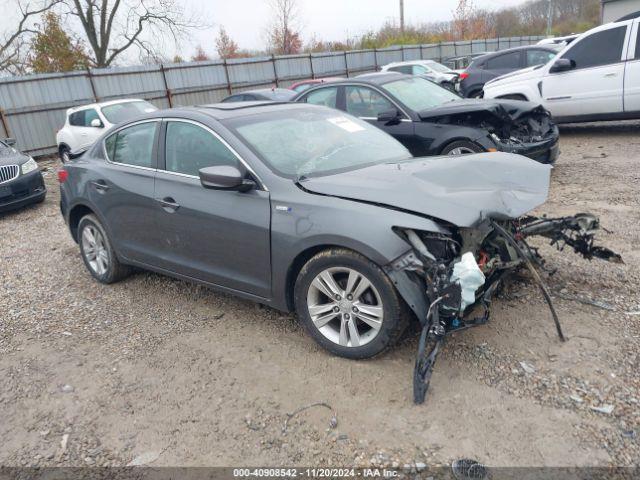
90 180 110 192
604 72 617 77
156 197 180 212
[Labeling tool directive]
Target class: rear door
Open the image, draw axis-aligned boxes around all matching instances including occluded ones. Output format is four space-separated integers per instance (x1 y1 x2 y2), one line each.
624 19 640 112
92 120 160 264
152 119 271 297
541 23 630 118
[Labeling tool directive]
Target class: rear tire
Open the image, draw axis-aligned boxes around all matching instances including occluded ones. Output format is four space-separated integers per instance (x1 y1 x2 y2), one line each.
294 248 408 359
78 214 130 284
441 140 484 156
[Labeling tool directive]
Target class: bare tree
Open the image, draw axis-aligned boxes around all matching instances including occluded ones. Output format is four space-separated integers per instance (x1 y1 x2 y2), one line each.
266 0 302 55
66 0 203 67
0 0 62 74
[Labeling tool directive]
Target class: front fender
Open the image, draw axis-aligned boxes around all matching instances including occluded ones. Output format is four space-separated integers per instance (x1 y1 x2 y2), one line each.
269 192 449 311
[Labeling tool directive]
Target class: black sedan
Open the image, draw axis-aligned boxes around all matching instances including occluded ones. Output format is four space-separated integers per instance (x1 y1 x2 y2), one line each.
0 138 46 213
221 88 296 103
294 73 559 163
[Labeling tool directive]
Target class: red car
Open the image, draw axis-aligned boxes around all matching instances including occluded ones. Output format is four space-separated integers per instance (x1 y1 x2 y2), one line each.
289 77 343 93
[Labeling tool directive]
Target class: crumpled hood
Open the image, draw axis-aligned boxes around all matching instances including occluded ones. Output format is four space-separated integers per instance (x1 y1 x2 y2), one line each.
418 98 546 123
299 152 551 227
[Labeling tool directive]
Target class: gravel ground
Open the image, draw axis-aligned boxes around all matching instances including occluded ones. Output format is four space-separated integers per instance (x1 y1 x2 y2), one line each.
1 121 639 470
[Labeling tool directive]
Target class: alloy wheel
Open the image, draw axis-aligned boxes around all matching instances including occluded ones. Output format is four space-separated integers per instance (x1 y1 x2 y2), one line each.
82 225 109 276
448 146 477 155
306 267 384 348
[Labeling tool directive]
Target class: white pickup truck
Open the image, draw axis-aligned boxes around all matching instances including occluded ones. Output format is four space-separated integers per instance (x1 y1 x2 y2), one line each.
483 17 640 123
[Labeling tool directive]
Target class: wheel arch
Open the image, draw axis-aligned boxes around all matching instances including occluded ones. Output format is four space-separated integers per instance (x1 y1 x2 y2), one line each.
68 203 96 243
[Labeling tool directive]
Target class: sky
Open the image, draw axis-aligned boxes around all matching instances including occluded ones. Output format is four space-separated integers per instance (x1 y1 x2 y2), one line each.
1 0 529 62
184 0 527 56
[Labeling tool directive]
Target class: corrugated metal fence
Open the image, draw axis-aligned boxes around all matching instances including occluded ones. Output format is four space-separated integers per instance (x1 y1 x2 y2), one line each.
0 36 544 157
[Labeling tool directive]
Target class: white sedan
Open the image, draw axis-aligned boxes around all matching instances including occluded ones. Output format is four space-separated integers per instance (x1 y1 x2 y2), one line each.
56 99 157 162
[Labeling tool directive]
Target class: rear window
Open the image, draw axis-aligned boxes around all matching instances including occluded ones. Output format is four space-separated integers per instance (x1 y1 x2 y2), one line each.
485 51 521 70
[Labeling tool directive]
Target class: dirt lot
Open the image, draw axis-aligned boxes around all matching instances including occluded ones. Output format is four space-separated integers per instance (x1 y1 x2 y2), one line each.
1 122 639 470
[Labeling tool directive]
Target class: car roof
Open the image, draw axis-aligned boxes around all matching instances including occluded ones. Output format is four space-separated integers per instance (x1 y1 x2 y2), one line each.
232 88 292 95
383 59 444 69
349 72 409 85
67 98 147 113
191 101 312 120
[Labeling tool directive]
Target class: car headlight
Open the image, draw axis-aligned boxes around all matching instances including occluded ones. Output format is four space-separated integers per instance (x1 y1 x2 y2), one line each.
21 158 38 175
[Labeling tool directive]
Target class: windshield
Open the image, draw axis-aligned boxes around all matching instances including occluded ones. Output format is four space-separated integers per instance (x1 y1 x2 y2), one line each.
100 101 157 124
427 62 451 73
227 107 411 178
384 77 460 111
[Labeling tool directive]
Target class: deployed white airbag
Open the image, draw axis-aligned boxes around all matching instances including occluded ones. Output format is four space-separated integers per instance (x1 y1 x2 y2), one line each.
451 252 486 311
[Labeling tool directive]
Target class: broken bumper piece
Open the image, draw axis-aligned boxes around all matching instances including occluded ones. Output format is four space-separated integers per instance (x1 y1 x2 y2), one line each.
388 213 622 404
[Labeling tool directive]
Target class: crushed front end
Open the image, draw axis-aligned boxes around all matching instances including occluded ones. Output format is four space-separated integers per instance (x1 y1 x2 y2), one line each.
422 100 560 164
386 214 621 404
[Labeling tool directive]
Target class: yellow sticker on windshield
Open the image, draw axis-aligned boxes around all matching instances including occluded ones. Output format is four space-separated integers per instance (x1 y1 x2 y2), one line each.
327 116 366 133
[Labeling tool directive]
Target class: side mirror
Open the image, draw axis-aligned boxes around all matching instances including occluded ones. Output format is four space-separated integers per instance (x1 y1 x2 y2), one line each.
549 58 575 73
4 137 16 146
377 109 401 125
90 118 103 128
199 165 256 192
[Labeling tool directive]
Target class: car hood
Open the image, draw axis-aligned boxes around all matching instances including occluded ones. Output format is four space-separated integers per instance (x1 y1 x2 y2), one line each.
418 98 547 123
299 152 551 227
0 148 29 166
485 65 542 87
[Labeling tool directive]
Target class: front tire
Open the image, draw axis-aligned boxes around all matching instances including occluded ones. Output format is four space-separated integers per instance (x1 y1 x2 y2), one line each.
78 214 130 284
441 140 484 156
294 248 408 359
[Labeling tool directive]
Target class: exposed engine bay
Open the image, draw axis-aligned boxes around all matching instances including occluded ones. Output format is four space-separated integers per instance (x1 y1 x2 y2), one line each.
419 99 556 145
387 214 622 404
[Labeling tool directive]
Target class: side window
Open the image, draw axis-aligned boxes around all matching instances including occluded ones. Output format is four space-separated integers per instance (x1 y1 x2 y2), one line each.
84 108 101 127
561 26 626 69
345 86 394 118
105 122 157 168
525 49 556 67
69 110 85 126
302 87 338 108
165 121 238 177
412 65 430 75
486 51 521 70
389 65 413 74
636 26 640 60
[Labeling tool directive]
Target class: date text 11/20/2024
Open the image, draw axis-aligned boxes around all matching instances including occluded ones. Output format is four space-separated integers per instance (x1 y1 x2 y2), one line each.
233 468 400 477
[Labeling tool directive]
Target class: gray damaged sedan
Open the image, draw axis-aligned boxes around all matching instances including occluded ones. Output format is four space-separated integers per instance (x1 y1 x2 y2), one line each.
58 102 620 402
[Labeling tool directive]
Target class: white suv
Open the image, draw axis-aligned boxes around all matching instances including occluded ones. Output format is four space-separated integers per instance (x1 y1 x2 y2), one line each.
56 99 158 162
483 17 640 123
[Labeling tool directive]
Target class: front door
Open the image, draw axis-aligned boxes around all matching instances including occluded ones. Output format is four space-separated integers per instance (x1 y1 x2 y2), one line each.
541 24 629 119
624 20 640 112
153 119 271 298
